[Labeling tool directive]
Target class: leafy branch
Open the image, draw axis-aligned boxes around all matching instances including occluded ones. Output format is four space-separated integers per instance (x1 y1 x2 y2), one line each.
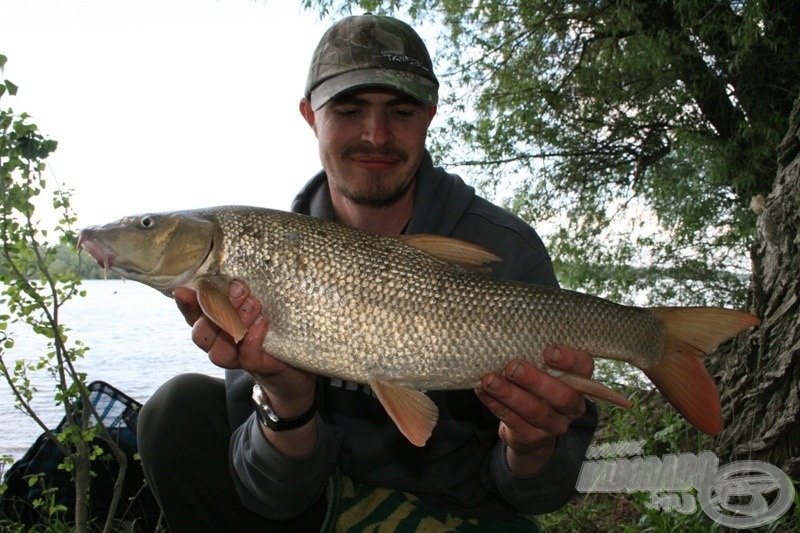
0 54 128 533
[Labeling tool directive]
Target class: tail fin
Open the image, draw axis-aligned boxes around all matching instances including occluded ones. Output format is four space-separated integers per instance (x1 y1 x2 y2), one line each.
644 307 759 434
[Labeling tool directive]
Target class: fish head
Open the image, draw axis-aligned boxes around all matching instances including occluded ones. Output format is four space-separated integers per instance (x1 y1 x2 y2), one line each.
78 211 216 293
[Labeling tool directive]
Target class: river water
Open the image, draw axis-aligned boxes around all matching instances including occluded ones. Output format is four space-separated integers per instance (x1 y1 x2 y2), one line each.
0 279 224 461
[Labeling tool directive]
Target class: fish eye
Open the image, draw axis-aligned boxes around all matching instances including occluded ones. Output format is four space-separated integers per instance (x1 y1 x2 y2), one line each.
140 216 155 228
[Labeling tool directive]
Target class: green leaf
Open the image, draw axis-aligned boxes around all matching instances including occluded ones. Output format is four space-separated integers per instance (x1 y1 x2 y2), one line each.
4 79 18 96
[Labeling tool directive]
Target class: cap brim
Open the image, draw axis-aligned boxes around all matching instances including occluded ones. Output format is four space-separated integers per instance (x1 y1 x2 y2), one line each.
310 69 438 110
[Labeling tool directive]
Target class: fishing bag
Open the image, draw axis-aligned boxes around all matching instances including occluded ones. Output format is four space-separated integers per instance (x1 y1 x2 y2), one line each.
0 381 161 531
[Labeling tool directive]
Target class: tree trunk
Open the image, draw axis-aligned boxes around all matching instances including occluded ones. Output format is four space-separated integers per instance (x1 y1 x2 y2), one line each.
708 91 800 478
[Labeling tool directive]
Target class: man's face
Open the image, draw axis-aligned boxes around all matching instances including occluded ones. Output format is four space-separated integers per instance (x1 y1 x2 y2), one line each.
300 89 436 208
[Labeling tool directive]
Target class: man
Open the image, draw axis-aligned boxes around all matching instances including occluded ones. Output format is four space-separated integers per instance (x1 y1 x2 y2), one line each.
138 14 597 532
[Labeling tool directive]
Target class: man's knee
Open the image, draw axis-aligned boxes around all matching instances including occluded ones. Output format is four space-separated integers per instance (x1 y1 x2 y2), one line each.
138 373 225 455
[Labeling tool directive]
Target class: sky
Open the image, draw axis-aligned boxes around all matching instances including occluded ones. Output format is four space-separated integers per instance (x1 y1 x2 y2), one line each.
0 0 345 229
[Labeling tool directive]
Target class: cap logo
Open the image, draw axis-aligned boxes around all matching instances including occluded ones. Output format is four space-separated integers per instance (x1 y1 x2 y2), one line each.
380 50 431 73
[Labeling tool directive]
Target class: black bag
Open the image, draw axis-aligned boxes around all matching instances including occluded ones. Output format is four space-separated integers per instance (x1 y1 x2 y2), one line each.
0 381 161 531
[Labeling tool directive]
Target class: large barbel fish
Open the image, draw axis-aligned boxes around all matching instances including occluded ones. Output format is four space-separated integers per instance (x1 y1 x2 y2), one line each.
78 206 759 446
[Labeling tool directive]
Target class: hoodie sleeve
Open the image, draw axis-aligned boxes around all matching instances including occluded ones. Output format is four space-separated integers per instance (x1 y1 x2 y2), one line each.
229 413 343 520
488 401 598 514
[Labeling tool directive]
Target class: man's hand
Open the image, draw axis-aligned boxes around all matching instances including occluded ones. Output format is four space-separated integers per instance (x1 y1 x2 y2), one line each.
173 281 274 371
475 345 593 476
173 281 317 455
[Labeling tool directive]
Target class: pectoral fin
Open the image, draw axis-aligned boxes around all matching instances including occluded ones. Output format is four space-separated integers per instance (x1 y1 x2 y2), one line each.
370 380 439 447
196 275 248 343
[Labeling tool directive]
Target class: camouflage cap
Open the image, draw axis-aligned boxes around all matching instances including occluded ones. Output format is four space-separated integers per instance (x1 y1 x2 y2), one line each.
306 14 439 110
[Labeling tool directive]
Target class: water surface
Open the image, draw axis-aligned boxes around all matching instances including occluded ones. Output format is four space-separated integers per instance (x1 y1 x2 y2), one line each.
0 279 223 461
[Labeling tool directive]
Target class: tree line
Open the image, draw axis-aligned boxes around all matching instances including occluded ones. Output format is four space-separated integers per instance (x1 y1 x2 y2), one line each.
0 242 112 280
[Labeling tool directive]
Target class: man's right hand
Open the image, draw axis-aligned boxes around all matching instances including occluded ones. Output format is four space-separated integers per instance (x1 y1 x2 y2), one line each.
173 281 318 455
173 280 281 374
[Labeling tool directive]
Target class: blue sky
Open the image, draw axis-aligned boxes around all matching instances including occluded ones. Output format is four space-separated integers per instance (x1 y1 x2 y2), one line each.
1 0 340 228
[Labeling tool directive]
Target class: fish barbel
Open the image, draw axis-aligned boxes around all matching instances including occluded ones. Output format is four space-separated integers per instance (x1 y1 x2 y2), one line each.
78 206 759 446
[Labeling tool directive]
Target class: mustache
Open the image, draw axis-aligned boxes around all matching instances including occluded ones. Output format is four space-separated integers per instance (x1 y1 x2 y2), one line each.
342 144 408 161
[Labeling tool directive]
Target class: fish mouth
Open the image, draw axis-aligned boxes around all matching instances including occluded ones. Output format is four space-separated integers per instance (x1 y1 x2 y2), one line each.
77 230 162 280
77 232 117 276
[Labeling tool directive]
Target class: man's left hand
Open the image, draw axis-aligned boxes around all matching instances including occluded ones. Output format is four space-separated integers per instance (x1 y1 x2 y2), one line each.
475 345 593 476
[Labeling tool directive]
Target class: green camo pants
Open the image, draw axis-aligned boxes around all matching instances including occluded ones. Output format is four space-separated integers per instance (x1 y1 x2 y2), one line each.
321 469 542 532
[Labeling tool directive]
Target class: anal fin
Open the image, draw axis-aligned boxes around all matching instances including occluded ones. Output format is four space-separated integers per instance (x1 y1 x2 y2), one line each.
370 380 439 447
550 371 633 408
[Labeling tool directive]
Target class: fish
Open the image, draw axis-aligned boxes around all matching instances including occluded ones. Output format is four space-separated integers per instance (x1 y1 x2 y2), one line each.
77 206 759 446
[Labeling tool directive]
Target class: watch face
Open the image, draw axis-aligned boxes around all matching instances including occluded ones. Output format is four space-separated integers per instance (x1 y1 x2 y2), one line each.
264 405 280 424
252 383 317 431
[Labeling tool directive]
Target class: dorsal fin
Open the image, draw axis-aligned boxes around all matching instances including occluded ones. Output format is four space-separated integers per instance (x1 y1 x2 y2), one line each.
397 234 501 271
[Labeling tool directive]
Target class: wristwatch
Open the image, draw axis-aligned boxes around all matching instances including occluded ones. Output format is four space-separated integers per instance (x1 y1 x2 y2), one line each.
251 383 317 431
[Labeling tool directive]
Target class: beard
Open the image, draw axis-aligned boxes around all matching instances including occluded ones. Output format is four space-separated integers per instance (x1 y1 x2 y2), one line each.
335 144 415 208
334 175 415 208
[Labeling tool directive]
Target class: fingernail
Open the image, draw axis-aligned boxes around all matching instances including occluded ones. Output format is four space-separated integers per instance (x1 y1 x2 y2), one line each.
230 281 245 298
509 362 524 379
485 374 499 390
549 347 561 364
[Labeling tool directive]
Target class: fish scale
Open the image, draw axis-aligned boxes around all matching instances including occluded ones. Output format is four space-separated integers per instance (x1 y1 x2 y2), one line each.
78 205 760 445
